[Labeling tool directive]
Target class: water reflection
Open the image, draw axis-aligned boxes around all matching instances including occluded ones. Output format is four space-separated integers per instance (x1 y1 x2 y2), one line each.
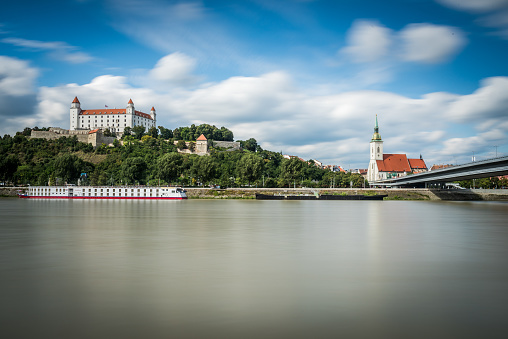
1 199 508 338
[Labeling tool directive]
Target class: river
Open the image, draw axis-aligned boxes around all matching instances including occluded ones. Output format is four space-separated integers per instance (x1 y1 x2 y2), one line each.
1 199 508 338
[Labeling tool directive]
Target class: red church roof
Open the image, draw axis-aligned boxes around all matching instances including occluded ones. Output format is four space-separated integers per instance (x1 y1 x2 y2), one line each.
197 134 207 141
376 154 411 172
408 158 427 170
376 154 428 172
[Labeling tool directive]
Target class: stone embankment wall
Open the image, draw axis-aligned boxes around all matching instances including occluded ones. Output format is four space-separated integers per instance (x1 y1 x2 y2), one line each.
185 188 508 200
0 187 23 197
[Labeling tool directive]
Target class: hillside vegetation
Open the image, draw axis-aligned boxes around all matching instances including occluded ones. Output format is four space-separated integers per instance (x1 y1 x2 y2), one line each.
1 127 366 188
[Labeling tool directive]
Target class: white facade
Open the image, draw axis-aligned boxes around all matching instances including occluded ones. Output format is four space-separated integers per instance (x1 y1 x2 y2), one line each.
70 97 156 133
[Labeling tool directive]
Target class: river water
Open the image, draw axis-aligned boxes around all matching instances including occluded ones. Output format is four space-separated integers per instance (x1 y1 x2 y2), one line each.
1 198 508 338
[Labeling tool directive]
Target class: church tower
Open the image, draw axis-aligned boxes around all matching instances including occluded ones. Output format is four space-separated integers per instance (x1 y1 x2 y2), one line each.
70 96 81 130
367 115 383 182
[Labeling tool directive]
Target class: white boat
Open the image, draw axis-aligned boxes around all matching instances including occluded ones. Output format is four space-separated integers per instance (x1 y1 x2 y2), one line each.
18 186 187 200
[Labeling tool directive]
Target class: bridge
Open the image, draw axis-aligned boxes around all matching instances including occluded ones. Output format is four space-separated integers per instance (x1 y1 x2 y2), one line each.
372 155 508 187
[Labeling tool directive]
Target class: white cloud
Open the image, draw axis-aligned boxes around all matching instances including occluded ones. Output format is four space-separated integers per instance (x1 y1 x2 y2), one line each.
399 23 467 63
0 56 38 96
340 20 392 63
4 49 508 167
339 20 467 69
149 52 199 86
441 129 506 157
0 56 39 135
447 77 508 123
436 0 508 39
436 0 508 13
1 37 93 64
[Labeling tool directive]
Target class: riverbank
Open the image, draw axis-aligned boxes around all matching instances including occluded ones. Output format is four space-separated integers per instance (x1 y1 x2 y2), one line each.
184 187 508 200
3 187 508 201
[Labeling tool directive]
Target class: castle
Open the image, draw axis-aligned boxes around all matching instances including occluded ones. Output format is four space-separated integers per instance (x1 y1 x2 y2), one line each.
367 116 427 182
70 97 156 134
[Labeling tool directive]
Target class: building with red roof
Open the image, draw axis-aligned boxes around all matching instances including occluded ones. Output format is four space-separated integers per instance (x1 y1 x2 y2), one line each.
367 116 427 182
70 97 156 134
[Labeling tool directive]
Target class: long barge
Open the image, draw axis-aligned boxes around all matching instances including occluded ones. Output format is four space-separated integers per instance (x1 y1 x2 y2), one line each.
18 186 187 200
255 193 386 200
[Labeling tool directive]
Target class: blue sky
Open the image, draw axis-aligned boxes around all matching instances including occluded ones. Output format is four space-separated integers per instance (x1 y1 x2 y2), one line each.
1 0 508 168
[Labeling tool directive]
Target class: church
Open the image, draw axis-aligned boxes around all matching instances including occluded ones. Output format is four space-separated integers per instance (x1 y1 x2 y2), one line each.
70 97 156 134
367 116 427 183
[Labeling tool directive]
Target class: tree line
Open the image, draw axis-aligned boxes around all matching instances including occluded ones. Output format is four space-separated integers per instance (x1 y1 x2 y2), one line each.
120 123 234 142
0 127 367 188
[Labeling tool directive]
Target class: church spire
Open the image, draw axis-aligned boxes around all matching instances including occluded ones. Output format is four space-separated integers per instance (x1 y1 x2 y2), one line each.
371 114 382 141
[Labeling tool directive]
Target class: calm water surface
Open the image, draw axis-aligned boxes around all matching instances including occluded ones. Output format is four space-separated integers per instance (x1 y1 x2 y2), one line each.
1 198 508 338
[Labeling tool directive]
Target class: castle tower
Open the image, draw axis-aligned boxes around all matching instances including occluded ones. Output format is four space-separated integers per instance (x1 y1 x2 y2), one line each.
367 115 383 182
126 98 135 127
196 134 208 155
70 96 81 130
150 107 156 120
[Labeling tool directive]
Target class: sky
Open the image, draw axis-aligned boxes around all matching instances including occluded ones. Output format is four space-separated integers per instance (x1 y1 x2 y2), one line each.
1 0 508 169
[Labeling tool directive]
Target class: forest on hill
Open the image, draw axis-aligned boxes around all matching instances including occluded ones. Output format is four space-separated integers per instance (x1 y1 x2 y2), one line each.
0 126 367 188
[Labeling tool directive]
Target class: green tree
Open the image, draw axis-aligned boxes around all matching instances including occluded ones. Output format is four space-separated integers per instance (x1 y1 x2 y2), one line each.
120 157 147 184
0 154 20 184
158 126 173 139
123 126 132 137
191 156 217 186
221 127 234 141
157 153 183 184
236 153 264 185
279 157 303 187
132 125 145 140
240 138 258 152
173 128 182 140
176 140 187 150
53 154 86 184
148 126 158 138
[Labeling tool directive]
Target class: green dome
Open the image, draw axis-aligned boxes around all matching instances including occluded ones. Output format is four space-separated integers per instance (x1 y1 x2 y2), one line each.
371 132 382 141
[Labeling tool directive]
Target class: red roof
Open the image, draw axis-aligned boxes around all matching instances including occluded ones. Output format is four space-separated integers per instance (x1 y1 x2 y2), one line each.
376 154 411 172
72 96 80 103
81 109 127 115
128 98 134 104
151 107 155 111
79 109 153 120
89 129 99 134
135 111 153 119
197 134 207 141
408 158 427 170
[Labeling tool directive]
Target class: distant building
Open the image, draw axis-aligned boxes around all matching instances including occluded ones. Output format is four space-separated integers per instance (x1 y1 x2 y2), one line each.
70 97 156 134
367 115 428 182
